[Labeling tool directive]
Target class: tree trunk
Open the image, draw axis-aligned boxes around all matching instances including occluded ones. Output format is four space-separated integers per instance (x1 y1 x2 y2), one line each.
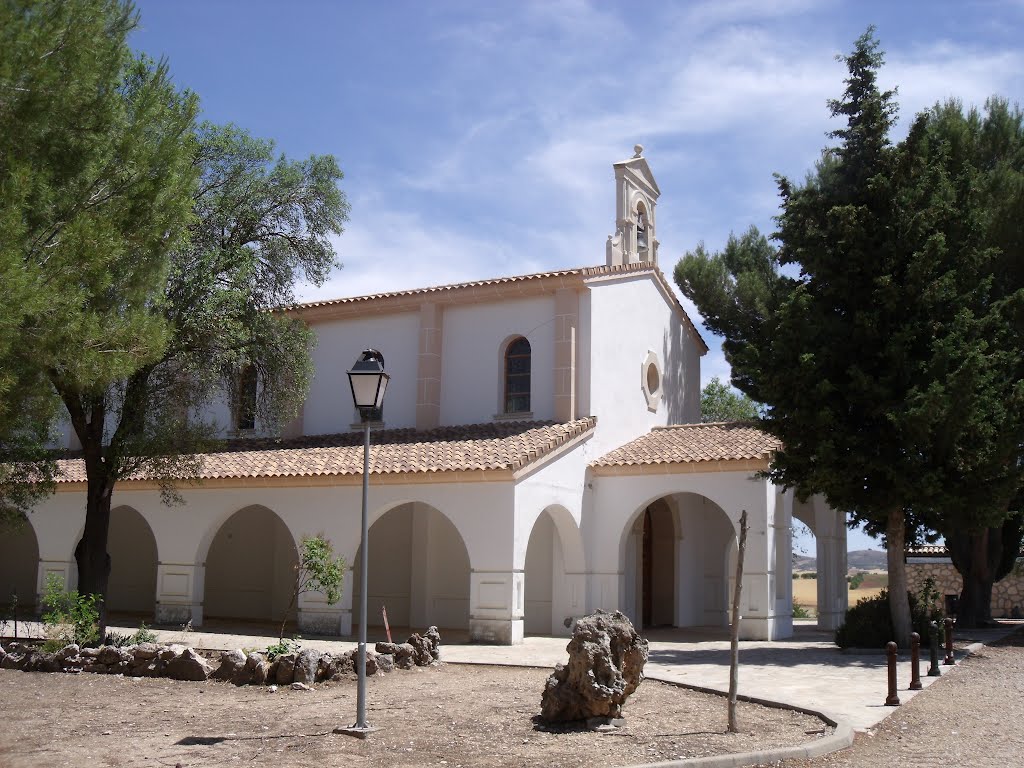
886 507 912 648
948 528 999 628
75 467 114 636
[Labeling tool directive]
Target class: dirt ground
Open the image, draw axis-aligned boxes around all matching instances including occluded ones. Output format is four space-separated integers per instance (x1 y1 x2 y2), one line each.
0 662 828 768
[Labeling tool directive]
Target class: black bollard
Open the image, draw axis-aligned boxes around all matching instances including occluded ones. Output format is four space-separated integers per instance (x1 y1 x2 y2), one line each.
909 632 922 690
885 641 901 706
928 620 941 677
943 617 955 665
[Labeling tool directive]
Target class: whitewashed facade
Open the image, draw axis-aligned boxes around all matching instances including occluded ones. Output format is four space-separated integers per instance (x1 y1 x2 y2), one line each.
3 149 847 643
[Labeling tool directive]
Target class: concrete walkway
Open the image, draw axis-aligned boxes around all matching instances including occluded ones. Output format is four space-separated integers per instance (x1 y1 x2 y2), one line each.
10 618 1020 734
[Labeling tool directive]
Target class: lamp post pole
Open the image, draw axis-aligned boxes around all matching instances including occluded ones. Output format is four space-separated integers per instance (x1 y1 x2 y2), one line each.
356 414 371 729
336 349 388 739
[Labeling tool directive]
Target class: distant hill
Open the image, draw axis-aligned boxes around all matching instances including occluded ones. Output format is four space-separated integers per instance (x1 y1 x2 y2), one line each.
848 549 887 571
792 549 887 573
793 554 816 572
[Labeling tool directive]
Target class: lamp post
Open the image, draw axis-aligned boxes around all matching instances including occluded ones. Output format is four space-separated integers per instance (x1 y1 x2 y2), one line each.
341 349 389 736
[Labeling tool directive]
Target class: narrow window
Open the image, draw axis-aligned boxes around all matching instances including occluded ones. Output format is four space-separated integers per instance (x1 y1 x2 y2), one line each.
636 203 649 256
236 364 257 431
504 337 531 414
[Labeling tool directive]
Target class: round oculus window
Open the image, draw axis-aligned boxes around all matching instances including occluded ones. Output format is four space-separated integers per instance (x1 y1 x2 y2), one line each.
646 362 660 394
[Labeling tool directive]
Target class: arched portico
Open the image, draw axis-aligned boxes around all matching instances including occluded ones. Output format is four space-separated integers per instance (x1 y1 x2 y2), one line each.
0 515 39 614
619 492 736 631
352 501 471 638
202 505 299 626
105 505 158 619
523 505 585 636
589 461 791 640
793 495 848 630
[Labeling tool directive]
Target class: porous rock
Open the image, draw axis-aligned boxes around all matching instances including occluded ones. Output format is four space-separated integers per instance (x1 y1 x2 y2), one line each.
407 626 441 665
274 653 296 685
376 653 395 673
133 643 161 661
212 649 247 682
293 648 321 685
539 610 648 723
249 653 271 685
315 652 333 682
375 642 415 669
165 648 214 681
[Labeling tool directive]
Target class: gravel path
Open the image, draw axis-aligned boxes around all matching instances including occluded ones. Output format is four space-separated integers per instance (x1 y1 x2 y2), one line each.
768 628 1024 767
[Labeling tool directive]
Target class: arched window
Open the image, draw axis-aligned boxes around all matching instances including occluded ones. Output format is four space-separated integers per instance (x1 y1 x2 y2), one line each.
636 202 649 257
235 364 257 431
504 337 531 414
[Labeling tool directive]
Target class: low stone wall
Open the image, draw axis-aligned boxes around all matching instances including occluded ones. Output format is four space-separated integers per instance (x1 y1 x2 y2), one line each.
0 626 442 686
907 560 1024 618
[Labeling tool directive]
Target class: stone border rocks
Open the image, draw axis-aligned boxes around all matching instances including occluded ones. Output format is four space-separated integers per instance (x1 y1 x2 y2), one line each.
0 626 443 688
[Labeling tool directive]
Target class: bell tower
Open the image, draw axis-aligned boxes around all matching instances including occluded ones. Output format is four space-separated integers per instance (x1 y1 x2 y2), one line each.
606 144 661 267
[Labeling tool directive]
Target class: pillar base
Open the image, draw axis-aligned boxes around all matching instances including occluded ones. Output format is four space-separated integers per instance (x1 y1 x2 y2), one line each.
469 618 524 645
155 602 201 627
298 609 346 636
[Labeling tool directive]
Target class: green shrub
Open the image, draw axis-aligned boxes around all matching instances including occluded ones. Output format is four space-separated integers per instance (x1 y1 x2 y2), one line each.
104 631 133 647
131 622 158 645
266 636 301 660
792 601 812 619
834 586 941 649
849 572 865 590
800 572 817 579
40 574 101 651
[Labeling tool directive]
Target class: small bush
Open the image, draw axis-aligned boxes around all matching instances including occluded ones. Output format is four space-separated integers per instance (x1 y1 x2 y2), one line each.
131 622 158 645
792 601 812 619
104 631 133 647
848 572 865 590
834 587 940 649
800 572 817 580
40 574 101 651
266 636 301 660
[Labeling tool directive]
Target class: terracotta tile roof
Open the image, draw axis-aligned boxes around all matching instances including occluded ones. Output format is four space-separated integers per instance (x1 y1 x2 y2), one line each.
287 262 708 353
590 422 781 469
54 418 596 483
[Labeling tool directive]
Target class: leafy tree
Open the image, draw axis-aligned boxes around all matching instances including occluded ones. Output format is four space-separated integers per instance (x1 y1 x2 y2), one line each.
278 534 345 644
906 99 1024 626
675 30 1024 642
1 1 350 631
57 122 348 629
700 377 760 422
0 0 197 524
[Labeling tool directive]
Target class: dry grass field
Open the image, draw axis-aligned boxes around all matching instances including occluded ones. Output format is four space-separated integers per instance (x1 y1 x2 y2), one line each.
791 571 888 617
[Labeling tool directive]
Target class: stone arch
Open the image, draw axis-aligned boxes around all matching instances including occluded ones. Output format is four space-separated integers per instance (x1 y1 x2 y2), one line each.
523 505 585 636
105 506 158 618
203 505 299 625
619 492 735 630
0 514 39 613
352 501 470 636
793 496 848 630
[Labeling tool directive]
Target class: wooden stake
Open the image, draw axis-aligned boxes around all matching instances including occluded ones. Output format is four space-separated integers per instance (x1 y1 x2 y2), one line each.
382 605 392 644
728 509 748 734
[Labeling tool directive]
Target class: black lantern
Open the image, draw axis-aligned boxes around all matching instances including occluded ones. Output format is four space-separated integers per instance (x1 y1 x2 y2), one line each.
347 349 390 417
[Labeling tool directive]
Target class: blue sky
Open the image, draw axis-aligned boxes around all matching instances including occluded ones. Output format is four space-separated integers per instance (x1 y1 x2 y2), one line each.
131 1 1023 553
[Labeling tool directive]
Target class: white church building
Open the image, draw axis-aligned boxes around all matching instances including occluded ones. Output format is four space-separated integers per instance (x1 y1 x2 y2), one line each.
2 149 848 643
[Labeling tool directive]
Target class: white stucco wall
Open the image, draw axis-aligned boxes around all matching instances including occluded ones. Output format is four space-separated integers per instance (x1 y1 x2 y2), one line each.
306 311 421 433
441 296 556 425
583 275 700 459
